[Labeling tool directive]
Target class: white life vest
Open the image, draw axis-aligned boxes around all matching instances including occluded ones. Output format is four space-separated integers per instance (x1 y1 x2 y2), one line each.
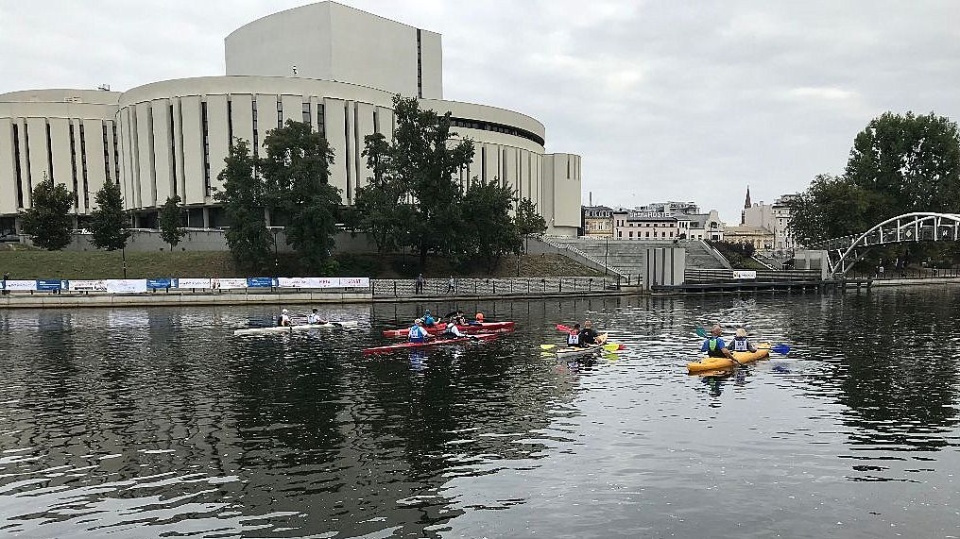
567 332 580 346
732 336 750 352
409 326 425 340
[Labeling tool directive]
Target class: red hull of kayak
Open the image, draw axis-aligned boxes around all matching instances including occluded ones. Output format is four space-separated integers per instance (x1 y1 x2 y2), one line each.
381 321 515 338
363 332 500 355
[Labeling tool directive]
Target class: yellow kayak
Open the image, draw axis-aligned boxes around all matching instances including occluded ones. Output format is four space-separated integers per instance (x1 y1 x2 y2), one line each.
687 342 770 373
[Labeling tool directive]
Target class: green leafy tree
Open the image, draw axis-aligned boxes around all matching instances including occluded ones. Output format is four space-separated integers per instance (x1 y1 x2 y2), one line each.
359 95 475 267
260 120 341 273
846 112 960 222
515 197 547 236
461 177 521 270
158 195 185 252
21 174 74 250
89 181 130 251
355 132 415 253
788 174 874 244
215 140 272 272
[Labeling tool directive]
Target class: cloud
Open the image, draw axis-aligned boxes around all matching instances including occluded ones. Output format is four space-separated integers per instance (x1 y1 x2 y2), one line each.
2 0 959 223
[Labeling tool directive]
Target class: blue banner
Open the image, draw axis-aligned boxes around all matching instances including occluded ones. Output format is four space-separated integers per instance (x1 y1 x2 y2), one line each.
147 278 173 289
36 279 63 291
246 277 275 288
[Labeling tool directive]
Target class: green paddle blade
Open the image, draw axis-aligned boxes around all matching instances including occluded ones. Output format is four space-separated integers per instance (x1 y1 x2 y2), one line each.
695 327 708 338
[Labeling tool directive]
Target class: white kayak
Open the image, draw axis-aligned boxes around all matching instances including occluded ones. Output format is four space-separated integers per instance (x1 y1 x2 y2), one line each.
234 321 358 336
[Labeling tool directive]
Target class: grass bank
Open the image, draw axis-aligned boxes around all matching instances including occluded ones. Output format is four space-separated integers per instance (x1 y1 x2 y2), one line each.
0 247 601 280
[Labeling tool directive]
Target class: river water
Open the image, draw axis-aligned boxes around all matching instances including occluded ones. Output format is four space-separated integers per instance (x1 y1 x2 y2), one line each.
0 287 958 538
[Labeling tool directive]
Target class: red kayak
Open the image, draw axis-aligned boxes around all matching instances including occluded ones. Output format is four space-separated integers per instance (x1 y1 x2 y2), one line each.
363 333 499 356
381 321 515 338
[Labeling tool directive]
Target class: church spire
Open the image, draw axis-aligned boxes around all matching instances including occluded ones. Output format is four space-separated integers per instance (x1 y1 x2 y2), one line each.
744 185 752 209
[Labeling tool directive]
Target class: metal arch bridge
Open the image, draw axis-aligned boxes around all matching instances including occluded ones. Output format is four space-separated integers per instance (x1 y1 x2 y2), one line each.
809 212 960 277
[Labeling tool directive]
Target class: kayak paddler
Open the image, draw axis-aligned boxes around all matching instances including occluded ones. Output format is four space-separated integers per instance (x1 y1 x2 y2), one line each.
423 310 437 327
577 320 607 347
278 309 292 327
408 318 432 343
730 327 758 353
307 308 329 325
566 323 581 346
700 325 734 358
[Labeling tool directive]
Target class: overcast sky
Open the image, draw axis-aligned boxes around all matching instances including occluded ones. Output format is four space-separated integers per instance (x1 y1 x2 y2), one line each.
2 1 958 222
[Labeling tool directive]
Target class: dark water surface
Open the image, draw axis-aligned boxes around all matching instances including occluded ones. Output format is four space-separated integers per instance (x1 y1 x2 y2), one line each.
1 288 958 538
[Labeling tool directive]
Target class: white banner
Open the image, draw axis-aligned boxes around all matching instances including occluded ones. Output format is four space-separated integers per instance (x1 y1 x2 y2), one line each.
733 270 757 280
277 277 340 289
68 279 108 292
212 278 247 290
4 280 38 291
177 278 212 289
339 277 369 288
105 279 148 294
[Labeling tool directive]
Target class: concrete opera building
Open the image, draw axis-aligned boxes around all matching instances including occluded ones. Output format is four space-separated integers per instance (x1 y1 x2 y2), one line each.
0 1 582 238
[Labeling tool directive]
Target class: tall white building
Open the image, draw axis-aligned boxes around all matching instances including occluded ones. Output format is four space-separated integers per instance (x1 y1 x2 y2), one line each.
0 2 582 236
742 194 798 251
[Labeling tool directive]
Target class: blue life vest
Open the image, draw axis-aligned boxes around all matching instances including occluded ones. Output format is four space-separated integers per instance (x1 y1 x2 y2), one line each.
409 326 427 342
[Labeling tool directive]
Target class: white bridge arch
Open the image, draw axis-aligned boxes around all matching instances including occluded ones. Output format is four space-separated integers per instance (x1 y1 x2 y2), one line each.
812 212 960 277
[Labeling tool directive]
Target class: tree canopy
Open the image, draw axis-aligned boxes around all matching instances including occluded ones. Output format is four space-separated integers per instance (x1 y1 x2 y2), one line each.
89 181 130 251
158 195 185 252
260 120 341 272
790 112 960 244
21 175 74 250
215 139 272 272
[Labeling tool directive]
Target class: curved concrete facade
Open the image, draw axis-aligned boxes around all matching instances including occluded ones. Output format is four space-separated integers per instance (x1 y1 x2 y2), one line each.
0 89 122 231
0 1 581 236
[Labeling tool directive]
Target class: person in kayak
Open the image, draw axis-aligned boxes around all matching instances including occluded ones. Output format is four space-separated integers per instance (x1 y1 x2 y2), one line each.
307 309 329 325
578 320 606 347
566 323 581 346
278 309 292 327
408 319 433 343
423 310 437 327
472 312 485 325
701 325 734 358
444 320 466 338
730 327 758 353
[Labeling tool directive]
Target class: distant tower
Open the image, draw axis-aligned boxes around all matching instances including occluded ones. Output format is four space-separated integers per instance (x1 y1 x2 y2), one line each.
744 186 752 209
589 191 593 206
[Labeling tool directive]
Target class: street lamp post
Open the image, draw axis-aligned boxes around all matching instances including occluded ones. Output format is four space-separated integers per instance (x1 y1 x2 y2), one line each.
272 228 279 275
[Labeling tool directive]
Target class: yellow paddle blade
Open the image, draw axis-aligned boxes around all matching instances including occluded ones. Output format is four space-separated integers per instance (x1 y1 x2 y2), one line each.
540 344 558 350
602 343 623 352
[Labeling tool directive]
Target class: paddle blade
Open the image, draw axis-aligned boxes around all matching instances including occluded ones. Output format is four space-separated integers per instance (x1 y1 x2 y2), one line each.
771 343 791 355
556 324 572 333
602 343 623 352
695 327 708 338
540 344 557 350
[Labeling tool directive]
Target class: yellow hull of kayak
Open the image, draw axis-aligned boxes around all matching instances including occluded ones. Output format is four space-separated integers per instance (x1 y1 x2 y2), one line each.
687 342 770 373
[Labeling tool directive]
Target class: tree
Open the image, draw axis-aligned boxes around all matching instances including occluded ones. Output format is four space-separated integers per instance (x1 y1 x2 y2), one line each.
158 195 185 252
846 112 960 222
515 197 547 236
355 132 415 253
359 95 475 267
787 174 874 244
461 177 521 270
89 181 130 251
215 140 272 272
21 174 74 250
260 120 341 272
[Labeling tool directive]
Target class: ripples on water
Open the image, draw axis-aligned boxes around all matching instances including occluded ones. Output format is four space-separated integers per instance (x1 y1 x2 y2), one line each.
0 290 958 538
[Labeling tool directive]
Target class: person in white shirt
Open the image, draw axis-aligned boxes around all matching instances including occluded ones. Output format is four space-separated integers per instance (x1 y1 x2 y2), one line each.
306 308 328 325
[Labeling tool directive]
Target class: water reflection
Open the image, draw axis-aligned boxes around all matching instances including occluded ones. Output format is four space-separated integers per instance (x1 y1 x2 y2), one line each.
0 291 958 538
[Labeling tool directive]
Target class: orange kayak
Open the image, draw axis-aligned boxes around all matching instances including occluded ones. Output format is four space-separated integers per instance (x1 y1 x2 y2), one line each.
687 342 770 373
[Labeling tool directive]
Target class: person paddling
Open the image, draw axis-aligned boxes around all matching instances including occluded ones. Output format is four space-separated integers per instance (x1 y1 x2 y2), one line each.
408 318 432 343
700 325 734 359
566 323 581 347
423 310 437 327
278 309 292 327
730 327 758 353
307 308 329 325
578 320 607 347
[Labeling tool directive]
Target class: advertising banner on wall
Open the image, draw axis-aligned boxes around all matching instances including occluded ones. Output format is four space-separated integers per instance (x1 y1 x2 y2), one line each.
339 277 370 288
176 278 212 289
36 279 64 291
147 278 173 290
5 280 39 291
105 279 149 294
732 270 757 280
212 278 248 290
246 277 275 288
277 277 339 289
68 280 107 292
